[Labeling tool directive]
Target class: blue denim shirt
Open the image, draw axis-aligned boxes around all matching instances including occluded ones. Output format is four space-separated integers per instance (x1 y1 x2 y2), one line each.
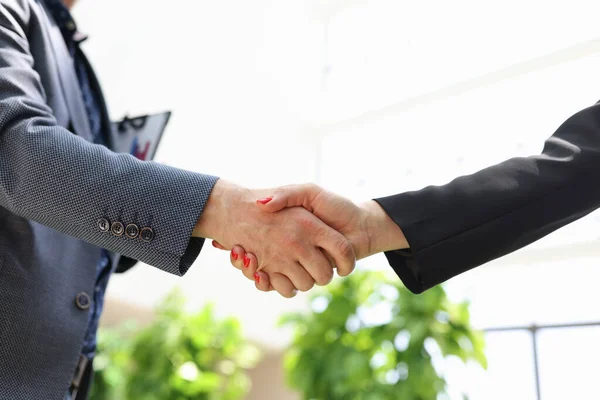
43 0 112 359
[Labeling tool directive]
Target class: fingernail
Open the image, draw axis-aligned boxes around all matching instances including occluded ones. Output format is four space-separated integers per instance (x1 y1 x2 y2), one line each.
231 250 238 260
211 241 218 248
257 196 273 205
254 273 260 283
243 254 250 268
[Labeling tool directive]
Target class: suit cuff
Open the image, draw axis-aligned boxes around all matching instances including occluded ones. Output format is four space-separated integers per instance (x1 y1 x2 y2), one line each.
374 193 442 294
89 164 219 276
148 174 219 276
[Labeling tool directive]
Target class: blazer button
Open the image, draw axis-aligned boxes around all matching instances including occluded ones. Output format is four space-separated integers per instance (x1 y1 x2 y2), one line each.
111 221 124 236
97 218 110 232
125 223 139 239
75 292 91 310
140 227 155 242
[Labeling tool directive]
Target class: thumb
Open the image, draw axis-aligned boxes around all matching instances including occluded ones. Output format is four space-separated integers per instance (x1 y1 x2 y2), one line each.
256 184 321 213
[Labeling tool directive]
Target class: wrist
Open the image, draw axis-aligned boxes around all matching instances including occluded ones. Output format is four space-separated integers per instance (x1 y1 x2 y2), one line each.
358 200 409 257
193 179 243 239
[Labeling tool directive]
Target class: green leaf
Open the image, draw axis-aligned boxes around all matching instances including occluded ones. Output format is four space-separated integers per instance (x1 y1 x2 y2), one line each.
279 270 486 400
91 289 259 400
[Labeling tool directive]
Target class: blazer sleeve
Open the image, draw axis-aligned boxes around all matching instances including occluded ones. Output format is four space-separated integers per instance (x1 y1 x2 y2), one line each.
0 3 218 276
374 102 600 294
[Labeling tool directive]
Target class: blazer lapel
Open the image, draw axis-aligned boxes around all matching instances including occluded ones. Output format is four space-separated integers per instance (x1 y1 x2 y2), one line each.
40 2 93 142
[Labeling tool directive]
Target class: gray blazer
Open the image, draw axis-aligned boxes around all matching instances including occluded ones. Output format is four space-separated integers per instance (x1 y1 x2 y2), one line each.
0 0 218 398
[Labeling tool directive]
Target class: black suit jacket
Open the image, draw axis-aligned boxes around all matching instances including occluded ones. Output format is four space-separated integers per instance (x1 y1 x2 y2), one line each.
375 102 600 293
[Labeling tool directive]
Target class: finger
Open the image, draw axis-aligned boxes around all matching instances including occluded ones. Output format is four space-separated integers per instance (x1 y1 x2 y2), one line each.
256 183 322 213
212 240 228 251
313 222 356 277
299 248 334 286
268 272 297 298
241 251 258 281
283 262 316 292
230 246 247 273
321 248 336 268
253 270 272 292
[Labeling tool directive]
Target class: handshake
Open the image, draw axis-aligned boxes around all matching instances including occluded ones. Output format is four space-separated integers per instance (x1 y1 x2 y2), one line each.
193 180 408 298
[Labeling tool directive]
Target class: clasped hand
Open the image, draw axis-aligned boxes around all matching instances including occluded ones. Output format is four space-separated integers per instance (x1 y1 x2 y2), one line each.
195 180 407 298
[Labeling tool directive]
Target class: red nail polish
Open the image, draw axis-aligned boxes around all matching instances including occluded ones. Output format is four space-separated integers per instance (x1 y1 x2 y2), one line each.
257 196 273 205
211 241 218 248
254 273 260 283
243 254 250 268
231 250 238 260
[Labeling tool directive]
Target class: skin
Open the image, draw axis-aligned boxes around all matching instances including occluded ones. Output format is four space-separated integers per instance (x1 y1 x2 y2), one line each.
215 183 408 294
194 181 357 297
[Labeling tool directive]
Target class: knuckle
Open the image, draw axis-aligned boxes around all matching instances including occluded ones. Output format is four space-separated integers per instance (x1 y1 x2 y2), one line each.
306 183 324 201
294 214 315 232
307 182 321 194
280 234 300 250
337 239 355 262
315 268 334 286
273 187 288 199
282 233 310 258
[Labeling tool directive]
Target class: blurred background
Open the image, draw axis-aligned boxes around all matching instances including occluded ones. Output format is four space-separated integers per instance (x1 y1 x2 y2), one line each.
73 0 600 398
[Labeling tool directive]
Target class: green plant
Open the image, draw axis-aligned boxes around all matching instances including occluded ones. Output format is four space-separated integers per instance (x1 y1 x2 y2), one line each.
90 290 261 400
281 270 486 400
91 323 136 400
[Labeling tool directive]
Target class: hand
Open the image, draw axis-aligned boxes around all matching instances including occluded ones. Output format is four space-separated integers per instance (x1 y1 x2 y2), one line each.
194 180 356 297
214 183 408 292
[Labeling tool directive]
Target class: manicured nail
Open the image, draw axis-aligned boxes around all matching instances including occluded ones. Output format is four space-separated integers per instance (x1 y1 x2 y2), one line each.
243 254 250 268
211 241 218 248
257 196 273 205
254 273 260 283
231 250 238 260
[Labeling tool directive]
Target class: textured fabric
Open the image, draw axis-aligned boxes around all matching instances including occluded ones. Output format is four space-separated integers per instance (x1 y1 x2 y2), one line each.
375 101 600 294
42 0 111 361
0 0 218 399
80 253 110 359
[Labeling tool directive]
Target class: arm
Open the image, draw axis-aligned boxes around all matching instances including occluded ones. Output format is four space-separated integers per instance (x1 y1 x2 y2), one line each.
0 2 356 289
375 102 600 293
223 102 600 294
0 2 216 275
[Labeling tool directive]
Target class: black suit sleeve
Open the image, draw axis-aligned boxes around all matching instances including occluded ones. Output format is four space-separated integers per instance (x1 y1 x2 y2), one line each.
374 102 600 294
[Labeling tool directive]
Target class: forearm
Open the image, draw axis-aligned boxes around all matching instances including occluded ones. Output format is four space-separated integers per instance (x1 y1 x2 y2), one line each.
375 102 600 293
0 111 218 274
357 200 409 257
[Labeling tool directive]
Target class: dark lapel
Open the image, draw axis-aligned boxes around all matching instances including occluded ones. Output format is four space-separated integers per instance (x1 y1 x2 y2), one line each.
39 1 93 142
